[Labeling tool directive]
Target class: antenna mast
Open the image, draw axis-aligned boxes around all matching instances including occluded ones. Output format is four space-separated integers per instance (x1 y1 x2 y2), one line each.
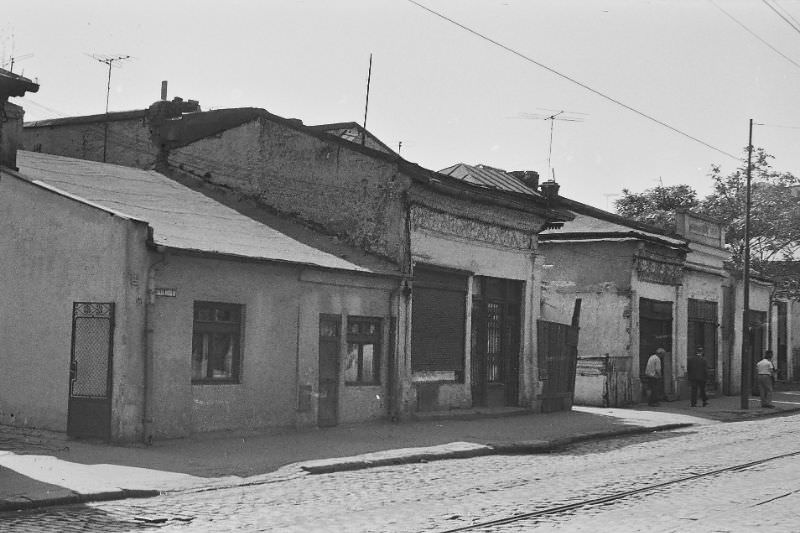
362 53 373 146
515 108 587 179
89 54 131 162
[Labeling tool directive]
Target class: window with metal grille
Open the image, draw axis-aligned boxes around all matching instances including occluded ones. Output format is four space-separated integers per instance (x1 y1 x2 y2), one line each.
192 302 243 384
345 317 381 385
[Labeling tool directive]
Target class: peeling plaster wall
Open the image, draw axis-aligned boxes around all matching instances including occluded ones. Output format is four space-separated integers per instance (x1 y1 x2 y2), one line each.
168 119 410 266
23 117 156 168
0 174 148 441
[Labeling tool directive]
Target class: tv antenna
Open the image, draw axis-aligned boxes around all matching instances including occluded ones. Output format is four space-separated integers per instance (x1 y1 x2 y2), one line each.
1 32 33 73
515 108 587 179
87 54 131 113
87 54 131 162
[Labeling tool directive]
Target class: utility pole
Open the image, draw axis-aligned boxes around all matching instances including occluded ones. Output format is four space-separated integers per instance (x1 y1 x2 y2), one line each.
740 118 754 410
89 54 130 162
362 53 373 146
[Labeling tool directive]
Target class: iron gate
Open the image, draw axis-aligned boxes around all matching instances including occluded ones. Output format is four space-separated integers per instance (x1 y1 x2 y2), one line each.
67 302 114 440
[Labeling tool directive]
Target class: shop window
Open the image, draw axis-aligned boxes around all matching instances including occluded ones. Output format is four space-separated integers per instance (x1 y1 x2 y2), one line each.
192 302 243 383
345 317 381 385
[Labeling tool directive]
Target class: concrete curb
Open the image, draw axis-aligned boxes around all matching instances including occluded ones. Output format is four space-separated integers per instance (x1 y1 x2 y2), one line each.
300 423 695 475
0 488 160 513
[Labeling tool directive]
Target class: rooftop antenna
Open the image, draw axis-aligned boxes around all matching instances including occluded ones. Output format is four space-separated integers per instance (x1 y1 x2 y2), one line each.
515 108 587 179
1 33 33 73
362 53 373 146
88 53 131 162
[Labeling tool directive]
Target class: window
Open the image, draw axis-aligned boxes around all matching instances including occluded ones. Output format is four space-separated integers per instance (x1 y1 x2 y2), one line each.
345 317 381 385
192 302 243 383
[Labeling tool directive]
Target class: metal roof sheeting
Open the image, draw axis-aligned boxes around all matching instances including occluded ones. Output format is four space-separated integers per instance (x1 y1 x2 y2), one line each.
16 151 385 273
439 163 540 197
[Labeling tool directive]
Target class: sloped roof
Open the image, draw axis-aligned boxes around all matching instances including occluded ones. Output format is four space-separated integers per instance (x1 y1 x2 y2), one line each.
439 163 541 197
309 122 398 156
15 151 397 274
0 68 39 98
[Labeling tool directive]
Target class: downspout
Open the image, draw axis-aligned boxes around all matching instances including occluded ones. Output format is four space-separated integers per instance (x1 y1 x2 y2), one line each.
143 245 166 444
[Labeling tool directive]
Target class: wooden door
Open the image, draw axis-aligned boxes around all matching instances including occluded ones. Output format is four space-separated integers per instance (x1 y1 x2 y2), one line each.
318 315 340 427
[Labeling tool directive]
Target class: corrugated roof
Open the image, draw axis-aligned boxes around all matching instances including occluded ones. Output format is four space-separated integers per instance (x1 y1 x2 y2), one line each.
16 151 388 274
439 163 540 197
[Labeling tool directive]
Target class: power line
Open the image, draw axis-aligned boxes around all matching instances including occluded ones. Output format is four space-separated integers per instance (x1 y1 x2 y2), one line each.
762 0 800 37
754 122 800 130
405 0 740 161
774 0 800 28
708 0 800 71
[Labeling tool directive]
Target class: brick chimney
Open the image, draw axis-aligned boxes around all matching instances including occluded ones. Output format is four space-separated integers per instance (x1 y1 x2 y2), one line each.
510 170 539 190
0 69 39 170
539 179 560 200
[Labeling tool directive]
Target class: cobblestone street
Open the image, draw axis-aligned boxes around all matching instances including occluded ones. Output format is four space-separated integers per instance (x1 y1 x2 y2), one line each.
4 413 800 532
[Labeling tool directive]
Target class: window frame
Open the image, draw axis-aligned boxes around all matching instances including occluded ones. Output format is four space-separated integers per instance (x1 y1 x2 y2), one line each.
345 316 382 386
191 301 244 385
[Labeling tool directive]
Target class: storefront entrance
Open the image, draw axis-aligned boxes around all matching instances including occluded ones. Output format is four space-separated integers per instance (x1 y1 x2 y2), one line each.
470 277 522 407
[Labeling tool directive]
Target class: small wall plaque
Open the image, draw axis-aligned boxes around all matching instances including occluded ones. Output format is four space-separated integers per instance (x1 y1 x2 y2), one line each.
154 288 177 297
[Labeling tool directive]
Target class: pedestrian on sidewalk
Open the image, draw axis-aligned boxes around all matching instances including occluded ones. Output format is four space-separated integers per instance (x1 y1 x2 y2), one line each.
756 350 777 408
687 346 709 407
644 348 664 406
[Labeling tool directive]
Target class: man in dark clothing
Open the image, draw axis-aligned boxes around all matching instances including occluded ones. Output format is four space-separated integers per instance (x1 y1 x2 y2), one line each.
687 346 709 407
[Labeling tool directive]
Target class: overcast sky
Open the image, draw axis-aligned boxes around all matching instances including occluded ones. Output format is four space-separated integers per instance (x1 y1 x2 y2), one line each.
5 0 800 209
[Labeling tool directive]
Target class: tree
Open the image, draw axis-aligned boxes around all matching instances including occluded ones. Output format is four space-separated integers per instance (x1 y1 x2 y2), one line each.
613 148 800 270
614 184 700 231
703 148 800 269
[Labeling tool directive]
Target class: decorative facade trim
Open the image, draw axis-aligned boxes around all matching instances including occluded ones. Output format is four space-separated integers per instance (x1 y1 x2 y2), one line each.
635 251 683 286
410 205 532 250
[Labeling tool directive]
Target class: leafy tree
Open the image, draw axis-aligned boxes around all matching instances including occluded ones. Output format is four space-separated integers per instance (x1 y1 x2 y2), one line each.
703 148 800 268
614 184 700 231
614 148 800 275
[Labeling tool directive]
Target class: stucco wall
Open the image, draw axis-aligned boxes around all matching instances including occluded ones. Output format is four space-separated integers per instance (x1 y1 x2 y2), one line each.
168 119 409 266
148 253 396 438
0 174 148 439
23 118 157 169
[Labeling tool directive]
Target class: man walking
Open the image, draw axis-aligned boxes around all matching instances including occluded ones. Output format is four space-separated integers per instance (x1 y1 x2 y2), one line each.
687 346 709 407
644 348 664 406
756 350 776 408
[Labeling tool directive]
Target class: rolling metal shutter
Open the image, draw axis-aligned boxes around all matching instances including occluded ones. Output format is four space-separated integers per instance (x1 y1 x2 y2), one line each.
411 266 468 372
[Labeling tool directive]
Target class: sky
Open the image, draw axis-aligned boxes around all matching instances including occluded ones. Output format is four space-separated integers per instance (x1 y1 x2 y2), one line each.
4 0 800 210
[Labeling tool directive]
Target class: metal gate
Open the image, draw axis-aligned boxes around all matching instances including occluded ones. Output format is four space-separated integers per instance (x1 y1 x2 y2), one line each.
67 302 114 440
470 277 521 407
537 319 579 412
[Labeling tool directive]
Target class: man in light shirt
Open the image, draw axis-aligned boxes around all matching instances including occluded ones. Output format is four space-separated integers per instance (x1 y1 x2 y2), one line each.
756 350 776 408
644 348 664 406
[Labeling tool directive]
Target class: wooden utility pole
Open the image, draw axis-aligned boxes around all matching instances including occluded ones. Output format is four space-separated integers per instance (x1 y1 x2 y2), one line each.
740 118 754 409
89 54 130 162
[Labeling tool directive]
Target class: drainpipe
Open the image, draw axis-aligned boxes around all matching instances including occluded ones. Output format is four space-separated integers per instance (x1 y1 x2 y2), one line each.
143 248 166 444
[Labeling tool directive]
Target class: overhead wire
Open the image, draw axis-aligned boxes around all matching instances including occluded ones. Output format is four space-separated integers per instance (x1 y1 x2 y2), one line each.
405 0 740 161
708 0 800 71
762 0 800 37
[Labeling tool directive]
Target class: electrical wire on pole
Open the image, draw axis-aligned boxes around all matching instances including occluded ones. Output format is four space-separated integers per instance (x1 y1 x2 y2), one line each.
88 54 131 162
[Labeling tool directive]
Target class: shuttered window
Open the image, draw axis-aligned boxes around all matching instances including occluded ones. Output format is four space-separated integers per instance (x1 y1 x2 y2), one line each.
411 266 468 372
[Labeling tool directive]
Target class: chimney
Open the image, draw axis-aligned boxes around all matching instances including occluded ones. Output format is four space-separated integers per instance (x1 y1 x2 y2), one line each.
161 80 168 101
539 179 560 200
510 170 539 190
0 69 39 170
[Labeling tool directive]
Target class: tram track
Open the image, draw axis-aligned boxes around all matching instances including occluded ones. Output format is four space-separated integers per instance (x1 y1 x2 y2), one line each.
436 449 800 532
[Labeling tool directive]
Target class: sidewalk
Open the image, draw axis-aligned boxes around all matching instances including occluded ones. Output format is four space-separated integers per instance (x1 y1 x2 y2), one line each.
2 388 799 513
